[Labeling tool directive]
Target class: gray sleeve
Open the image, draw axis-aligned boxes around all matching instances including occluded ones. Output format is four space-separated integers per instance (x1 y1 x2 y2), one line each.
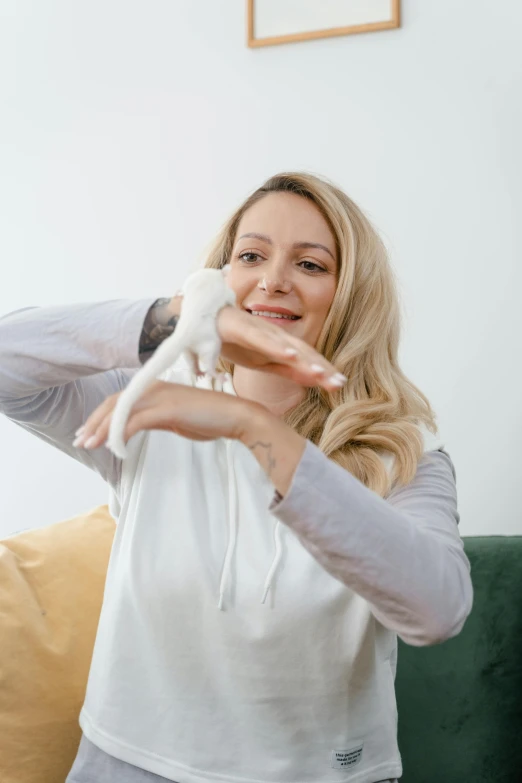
0 298 157 489
269 440 473 647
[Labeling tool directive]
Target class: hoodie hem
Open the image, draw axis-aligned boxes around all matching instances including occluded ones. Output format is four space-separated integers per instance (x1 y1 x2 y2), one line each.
80 709 402 783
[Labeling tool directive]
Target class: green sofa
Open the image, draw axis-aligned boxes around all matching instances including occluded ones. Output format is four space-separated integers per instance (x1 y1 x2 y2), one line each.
396 536 522 782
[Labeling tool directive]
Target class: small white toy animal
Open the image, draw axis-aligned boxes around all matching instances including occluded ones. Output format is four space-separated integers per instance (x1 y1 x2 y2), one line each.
107 266 236 459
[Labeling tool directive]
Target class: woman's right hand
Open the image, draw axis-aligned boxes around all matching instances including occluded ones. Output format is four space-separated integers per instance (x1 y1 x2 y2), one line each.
216 305 346 390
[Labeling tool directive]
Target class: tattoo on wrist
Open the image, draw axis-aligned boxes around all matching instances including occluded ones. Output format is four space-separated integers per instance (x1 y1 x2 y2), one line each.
248 440 276 477
139 298 179 364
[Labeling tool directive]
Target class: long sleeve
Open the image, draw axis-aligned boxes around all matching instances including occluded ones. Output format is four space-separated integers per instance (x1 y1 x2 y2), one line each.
0 298 157 489
269 440 473 647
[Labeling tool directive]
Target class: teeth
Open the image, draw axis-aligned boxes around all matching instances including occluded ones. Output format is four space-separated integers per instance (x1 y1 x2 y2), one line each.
250 310 298 320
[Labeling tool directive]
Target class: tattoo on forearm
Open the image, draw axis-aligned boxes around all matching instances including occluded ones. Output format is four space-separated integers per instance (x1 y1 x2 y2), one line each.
139 298 179 364
248 440 276 477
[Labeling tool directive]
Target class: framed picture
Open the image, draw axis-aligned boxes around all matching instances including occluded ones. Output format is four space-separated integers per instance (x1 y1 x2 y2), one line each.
247 0 400 48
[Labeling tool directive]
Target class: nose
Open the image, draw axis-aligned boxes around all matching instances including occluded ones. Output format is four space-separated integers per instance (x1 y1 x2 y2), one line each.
257 261 292 295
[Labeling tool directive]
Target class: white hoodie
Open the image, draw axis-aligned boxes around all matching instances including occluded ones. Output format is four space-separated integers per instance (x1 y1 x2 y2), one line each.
0 299 472 783
79 368 469 783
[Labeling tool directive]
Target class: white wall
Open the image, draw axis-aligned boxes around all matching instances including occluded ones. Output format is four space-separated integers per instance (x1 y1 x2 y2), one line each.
0 0 520 537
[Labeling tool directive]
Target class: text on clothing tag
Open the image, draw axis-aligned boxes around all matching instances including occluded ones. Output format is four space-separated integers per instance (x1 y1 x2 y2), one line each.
331 742 364 769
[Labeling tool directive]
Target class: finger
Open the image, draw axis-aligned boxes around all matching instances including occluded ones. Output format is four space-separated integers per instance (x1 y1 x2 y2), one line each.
221 308 343 383
234 323 311 369
73 400 114 448
241 322 344 380
252 333 345 387
82 398 165 451
259 361 346 389
80 410 114 450
290 350 346 388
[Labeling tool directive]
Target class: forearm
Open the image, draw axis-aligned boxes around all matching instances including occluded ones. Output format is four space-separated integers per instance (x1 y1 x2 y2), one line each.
239 407 307 496
0 298 158 485
138 295 182 365
264 440 473 647
0 299 155 402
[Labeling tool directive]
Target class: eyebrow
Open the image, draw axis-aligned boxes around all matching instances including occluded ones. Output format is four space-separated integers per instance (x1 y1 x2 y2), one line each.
238 232 336 262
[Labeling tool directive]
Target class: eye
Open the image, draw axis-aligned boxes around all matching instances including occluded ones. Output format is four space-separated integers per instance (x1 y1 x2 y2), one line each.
238 252 262 264
299 260 326 273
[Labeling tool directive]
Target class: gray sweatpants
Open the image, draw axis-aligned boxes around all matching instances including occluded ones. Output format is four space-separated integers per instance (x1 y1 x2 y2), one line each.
66 733 398 783
66 734 175 782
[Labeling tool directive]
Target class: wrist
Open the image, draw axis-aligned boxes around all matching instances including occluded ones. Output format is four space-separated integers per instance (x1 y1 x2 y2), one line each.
236 401 272 444
139 296 182 365
237 402 306 496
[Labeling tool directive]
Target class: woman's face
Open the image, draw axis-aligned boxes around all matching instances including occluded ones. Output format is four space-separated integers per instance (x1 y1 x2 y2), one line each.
227 192 338 348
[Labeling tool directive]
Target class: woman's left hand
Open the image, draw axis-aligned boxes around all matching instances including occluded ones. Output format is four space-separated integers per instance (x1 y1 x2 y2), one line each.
73 381 260 451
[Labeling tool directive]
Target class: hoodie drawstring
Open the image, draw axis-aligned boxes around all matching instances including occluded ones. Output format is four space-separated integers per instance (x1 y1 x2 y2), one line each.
260 520 283 605
218 439 238 610
217 434 283 610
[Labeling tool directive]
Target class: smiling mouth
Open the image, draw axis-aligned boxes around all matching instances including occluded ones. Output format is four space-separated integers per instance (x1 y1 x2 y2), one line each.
246 309 301 321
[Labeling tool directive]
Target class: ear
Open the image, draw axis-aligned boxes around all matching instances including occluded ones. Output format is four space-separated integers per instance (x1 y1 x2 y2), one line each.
221 264 231 279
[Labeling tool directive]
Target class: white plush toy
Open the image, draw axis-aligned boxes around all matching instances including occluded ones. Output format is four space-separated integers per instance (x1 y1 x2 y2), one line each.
106 266 236 460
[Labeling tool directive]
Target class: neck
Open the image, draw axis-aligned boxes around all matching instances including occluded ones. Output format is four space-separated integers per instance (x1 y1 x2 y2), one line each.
232 366 305 417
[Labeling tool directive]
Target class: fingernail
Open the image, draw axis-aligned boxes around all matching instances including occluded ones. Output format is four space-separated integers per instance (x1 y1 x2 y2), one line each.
334 373 347 383
75 425 85 437
284 348 298 357
83 436 98 449
72 435 85 448
310 364 325 374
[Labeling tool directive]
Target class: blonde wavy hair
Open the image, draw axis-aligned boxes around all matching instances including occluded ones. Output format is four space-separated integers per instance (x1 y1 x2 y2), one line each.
205 172 437 497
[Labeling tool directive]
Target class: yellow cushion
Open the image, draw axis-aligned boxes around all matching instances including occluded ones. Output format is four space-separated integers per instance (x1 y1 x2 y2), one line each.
0 505 115 783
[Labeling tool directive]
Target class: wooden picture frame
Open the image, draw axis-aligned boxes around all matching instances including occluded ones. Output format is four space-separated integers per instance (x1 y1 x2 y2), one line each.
247 0 401 48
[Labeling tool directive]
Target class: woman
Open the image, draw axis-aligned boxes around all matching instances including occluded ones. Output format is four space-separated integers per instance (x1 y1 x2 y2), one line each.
0 173 472 783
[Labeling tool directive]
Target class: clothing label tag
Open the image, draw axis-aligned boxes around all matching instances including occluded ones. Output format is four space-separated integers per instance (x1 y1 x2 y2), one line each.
331 743 364 769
